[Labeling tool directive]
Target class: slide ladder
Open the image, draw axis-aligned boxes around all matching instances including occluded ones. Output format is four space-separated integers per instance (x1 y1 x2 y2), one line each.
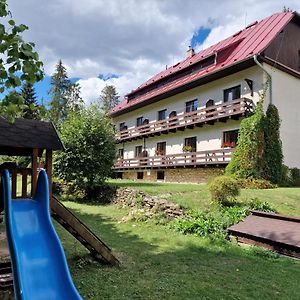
51 196 119 265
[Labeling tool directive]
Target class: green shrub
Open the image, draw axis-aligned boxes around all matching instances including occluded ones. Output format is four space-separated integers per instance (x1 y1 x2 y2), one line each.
280 165 291 186
172 211 226 240
248 198 276 213
224 206 248 224
172 198 276 241
208 176 240 205
264 104 283 184
290 168 300 186
54 107 116 199
235 177 276 189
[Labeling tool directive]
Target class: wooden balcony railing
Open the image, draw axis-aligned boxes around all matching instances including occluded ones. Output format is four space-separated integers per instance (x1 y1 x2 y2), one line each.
113 148 233 170
116 98 254 142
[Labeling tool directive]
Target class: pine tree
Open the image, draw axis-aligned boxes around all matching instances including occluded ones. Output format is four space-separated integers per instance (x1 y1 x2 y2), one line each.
21 82 40 119
99 85 120 114
49 60 71 124
264 104 283 184
66 82 84 112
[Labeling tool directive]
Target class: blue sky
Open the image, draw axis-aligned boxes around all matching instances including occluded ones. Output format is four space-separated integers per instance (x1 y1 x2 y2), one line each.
191 28 211 49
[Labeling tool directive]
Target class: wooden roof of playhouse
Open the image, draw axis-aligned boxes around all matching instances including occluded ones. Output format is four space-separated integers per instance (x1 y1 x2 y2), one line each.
0 117 64 157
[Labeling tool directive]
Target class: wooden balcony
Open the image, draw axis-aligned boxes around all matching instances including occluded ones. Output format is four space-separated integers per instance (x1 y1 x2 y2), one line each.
113 148 233 171
116 98 254 142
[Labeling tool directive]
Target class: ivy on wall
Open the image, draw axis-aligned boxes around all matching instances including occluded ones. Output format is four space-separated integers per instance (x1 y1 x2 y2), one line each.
225 101 265 179
226 79 284 184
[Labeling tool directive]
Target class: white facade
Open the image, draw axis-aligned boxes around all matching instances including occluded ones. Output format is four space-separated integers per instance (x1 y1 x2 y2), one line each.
114 66 263 128
263 63 300 168
114 66 264 158
114 64 300 169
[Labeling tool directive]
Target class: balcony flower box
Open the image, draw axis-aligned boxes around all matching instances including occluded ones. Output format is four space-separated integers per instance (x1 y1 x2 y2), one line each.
155 149 165 156
182 145 193 152
221 141 236 148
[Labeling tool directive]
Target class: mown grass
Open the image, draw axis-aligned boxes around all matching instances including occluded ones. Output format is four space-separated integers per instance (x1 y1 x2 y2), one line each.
109 179 300 216
58 201 300 300
55 180 300 299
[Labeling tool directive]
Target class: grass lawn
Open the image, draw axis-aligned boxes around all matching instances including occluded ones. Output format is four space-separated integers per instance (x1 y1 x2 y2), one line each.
109 179 300 216
56 180 300 299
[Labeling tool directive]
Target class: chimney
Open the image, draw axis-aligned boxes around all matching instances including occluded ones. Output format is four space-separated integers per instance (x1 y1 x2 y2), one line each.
186 46 195 58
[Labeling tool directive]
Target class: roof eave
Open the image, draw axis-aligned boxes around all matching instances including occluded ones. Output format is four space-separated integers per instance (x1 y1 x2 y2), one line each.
111 56 256 118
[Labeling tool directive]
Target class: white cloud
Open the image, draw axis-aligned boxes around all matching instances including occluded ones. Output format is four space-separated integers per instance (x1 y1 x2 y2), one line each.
7 0 300 104
78 57 165 104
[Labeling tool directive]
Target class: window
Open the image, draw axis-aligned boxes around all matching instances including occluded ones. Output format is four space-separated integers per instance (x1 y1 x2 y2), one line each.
157 171 165 180
156 142 166 156
137 172 144 179
222 130 239 148
118 148 124 159
169 111 177 118
158 109 167 121
224 85 241 102
119 122 127 131
206 99 215 108
115 172 123 179
136 116 144 127
186 99 198 112
184 137 197 152
135 145 143 157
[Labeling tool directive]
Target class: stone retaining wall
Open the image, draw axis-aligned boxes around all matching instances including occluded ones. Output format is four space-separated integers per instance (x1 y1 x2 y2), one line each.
112 188 186 219
120 167 224 184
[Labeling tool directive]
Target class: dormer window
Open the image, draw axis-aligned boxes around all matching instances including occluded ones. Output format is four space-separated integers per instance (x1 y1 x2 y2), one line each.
158 109 167 121
136 116 144 127
224 85 241 102
186 99 198 113
119 122 127 131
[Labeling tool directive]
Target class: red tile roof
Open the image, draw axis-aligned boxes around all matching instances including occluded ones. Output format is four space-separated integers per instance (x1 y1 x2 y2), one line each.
111 12 294 116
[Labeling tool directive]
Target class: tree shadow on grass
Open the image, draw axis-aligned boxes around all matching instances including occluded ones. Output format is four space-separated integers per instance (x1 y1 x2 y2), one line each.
59 205 300 300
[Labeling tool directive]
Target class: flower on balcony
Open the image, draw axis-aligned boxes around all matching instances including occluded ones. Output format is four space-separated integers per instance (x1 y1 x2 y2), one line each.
221 141 236 148
182 145 193 152
155 149 165 156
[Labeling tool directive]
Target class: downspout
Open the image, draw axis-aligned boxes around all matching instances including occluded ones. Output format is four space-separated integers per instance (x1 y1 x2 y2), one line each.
253 54 272 104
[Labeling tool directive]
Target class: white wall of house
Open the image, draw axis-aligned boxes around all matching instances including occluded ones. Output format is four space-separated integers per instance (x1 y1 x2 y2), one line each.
113 66 264 128
117 120 240 159
263 63 300 168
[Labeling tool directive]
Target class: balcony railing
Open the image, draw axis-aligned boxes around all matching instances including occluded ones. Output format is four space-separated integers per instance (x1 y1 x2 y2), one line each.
116 98 254 142
114 148 233 170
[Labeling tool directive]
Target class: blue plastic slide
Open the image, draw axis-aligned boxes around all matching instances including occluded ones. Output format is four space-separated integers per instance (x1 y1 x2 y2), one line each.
2 170 82 300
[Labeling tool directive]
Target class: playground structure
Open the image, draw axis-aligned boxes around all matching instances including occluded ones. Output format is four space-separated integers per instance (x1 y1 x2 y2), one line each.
3 169 82 299
0 117 119 297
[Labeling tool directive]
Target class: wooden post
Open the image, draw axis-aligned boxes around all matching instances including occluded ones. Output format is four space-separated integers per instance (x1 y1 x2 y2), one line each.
11 168 17 199
45 149 53 203
21 169 28 198
31 148 38 196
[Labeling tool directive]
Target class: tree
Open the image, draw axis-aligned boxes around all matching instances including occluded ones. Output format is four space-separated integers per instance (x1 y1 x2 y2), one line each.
0 0 43 121
99 85 119 114
21 82 41 119
48 60 71 125
263 104 283 184
66 82 84 112
54 107 116 199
